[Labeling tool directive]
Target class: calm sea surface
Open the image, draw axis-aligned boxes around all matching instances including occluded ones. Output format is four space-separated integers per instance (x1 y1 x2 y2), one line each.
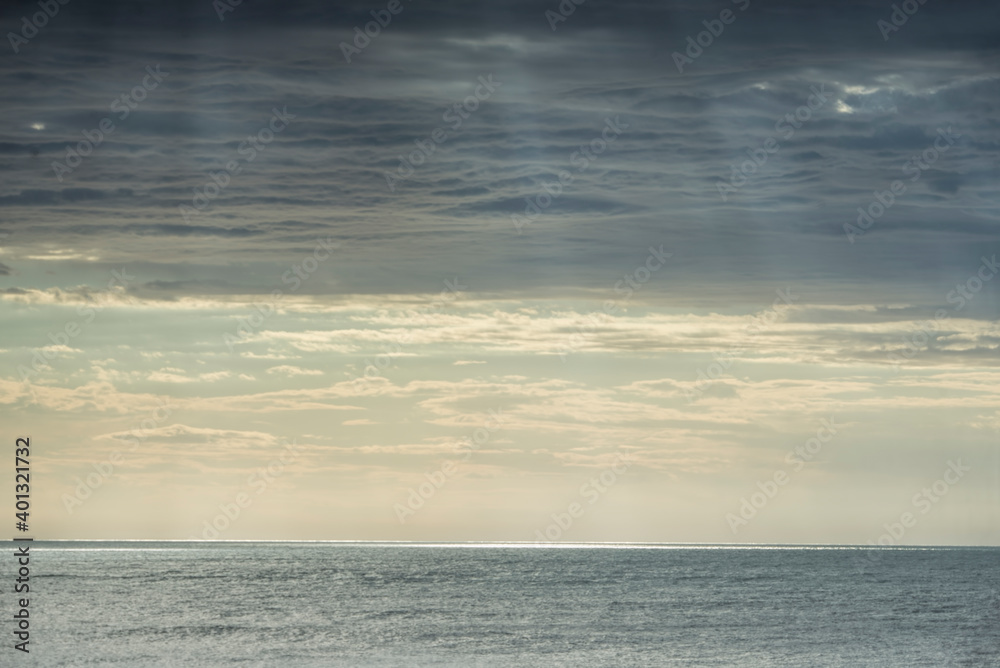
22 542 1000 666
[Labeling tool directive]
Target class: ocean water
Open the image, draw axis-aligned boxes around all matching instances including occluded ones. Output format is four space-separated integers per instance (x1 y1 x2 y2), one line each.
22 542 1000 667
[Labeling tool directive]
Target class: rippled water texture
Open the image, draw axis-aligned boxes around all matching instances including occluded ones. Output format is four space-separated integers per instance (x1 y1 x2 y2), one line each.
26 542 1000 666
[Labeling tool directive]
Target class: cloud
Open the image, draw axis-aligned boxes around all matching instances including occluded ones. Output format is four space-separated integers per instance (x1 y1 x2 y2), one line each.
148 370 232 383
0 0 993 305
266 365 324 377
3 0 998 544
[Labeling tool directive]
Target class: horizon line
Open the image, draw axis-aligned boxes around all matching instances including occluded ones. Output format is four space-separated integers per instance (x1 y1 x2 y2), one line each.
14 539 1000 549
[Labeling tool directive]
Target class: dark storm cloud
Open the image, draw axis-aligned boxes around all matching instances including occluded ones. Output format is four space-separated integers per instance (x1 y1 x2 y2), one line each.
0 187 133 205
0 0 997 305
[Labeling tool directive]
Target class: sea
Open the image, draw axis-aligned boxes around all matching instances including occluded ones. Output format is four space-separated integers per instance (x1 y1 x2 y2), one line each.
20 542 1000 667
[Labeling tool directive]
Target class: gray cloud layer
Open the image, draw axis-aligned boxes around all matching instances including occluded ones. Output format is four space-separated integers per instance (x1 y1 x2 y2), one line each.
0 0 997 307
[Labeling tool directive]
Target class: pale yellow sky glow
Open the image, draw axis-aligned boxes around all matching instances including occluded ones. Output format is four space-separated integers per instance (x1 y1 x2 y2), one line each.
3 293 997 545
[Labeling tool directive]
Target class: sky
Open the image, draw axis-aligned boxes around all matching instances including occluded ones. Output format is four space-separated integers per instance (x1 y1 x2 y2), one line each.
0 0 998 544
